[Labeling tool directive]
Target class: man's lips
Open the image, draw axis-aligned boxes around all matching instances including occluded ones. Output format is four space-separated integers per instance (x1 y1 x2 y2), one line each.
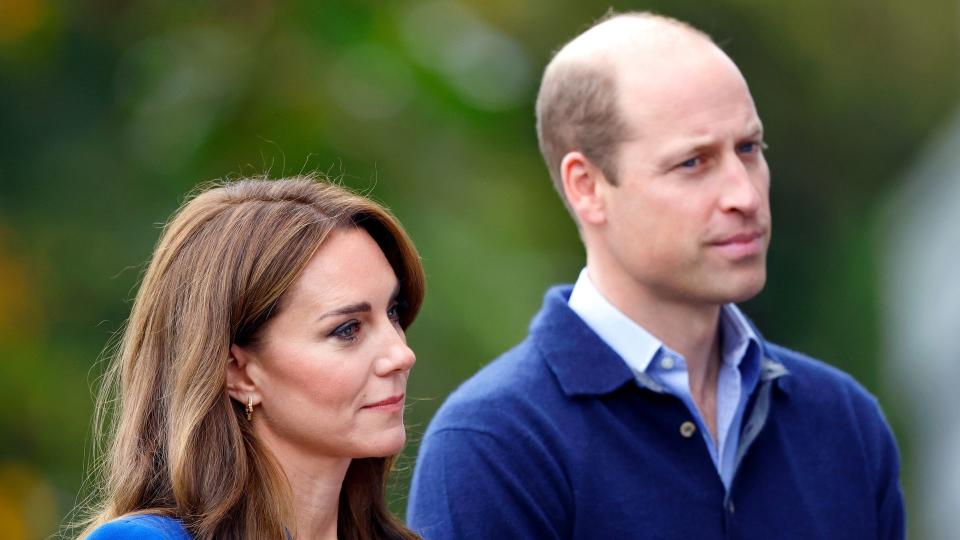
362 394 405 411
708 229 766 258
716 230 763 243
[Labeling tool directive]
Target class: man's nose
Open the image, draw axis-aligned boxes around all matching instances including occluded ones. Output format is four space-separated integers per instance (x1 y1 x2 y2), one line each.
718 154 764 215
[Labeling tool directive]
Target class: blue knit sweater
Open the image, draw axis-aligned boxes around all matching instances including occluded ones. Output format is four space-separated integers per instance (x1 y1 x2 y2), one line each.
408 286 905 539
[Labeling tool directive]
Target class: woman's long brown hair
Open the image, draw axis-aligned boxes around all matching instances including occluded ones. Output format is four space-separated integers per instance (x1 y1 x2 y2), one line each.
74 177 424 539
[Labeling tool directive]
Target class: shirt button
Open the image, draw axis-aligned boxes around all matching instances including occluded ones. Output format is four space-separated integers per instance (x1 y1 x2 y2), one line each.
679 421 696 438
660 356 675 370
727 500 736 514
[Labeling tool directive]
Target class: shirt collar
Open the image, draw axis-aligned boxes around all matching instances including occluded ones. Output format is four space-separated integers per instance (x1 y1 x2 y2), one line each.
568 268 662 374
720 304 761 367
568 268 763 375
532 284 788 397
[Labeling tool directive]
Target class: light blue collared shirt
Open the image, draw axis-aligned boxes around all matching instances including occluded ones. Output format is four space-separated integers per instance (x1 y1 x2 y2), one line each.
568 269 762 489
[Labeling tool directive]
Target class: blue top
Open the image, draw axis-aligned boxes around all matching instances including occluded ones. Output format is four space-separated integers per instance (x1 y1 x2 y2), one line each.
408 285 905 540
87 515 191 539
568 268 761 488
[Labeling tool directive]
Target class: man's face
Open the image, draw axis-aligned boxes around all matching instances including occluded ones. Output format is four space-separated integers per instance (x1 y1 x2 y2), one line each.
597 43 771 307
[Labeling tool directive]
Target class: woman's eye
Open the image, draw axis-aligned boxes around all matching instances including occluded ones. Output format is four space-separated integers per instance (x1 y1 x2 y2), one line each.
387 303 401 323
331 321 360 341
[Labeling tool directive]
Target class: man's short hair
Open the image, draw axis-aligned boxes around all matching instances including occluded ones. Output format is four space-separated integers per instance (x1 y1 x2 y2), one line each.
535 11 711 214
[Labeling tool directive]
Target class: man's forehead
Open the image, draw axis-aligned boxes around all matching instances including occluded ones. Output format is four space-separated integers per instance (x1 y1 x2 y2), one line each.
612 43 760 148
619 74 760 141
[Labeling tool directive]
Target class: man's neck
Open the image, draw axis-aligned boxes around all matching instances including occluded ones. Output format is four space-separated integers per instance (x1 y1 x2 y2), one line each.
585 262 724 438
586 266 722 370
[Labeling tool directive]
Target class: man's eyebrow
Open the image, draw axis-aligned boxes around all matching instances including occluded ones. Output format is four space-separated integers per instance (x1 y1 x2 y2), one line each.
744 124 764 138
660 123 766 160
318 302 371 321
656 136 717 165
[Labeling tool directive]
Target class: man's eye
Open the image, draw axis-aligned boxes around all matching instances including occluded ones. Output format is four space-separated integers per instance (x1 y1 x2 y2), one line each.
331 321 360 341
738 141 766 154
678 157 701 169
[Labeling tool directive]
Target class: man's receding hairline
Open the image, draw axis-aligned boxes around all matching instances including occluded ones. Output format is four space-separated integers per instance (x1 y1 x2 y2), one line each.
534 10 721 216
548 12 714 72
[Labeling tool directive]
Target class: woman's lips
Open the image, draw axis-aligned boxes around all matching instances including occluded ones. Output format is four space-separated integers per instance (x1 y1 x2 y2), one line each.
362 394 405 412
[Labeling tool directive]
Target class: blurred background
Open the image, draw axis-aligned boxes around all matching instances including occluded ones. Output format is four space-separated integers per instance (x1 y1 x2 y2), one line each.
0 0 957 538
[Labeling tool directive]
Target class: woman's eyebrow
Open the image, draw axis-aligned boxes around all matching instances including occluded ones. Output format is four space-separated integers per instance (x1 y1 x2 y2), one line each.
317 281 402 321
317 302 371 321
390 282 401 301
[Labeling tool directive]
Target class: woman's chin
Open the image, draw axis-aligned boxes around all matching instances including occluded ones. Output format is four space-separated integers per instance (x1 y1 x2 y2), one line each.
357 427 407 458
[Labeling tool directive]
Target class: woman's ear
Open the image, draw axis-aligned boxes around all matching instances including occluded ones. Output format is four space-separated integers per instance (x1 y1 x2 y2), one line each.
226 343 260 406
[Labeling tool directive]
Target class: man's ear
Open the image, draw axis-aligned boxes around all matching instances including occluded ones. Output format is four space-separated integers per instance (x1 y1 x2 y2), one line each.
560 151 609 226
226 343 260 406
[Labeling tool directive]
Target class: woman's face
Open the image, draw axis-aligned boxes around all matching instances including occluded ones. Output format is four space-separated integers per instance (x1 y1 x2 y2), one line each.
238 227 416 459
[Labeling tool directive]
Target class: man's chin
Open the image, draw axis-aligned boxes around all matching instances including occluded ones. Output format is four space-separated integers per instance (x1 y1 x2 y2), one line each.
725 272 767 303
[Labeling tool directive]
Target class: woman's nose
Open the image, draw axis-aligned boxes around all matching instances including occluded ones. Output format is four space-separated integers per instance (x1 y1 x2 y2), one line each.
375 332 416 376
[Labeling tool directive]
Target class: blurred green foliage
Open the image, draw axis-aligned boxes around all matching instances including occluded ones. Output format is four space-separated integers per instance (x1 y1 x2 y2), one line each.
0 0 956 538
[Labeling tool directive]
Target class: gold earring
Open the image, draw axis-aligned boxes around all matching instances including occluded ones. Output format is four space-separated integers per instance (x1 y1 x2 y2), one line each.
245 396 254 421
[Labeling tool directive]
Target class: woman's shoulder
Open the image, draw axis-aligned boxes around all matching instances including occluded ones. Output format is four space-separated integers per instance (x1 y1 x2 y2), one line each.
86 514 191 539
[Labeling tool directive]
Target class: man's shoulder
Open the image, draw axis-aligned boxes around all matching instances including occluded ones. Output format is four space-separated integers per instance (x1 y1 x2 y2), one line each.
437 334 557 405
768 342 862 387
765 341 884 417
426 336 565 433
86 515 190 540
762 340 902 509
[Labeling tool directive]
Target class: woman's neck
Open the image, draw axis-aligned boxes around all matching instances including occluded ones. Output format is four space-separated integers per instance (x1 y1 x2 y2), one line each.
255 424 351 540
287 460 348 540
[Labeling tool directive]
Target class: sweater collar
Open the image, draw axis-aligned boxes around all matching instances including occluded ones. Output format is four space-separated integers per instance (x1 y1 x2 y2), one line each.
530 285 789 397
531 286 638 396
